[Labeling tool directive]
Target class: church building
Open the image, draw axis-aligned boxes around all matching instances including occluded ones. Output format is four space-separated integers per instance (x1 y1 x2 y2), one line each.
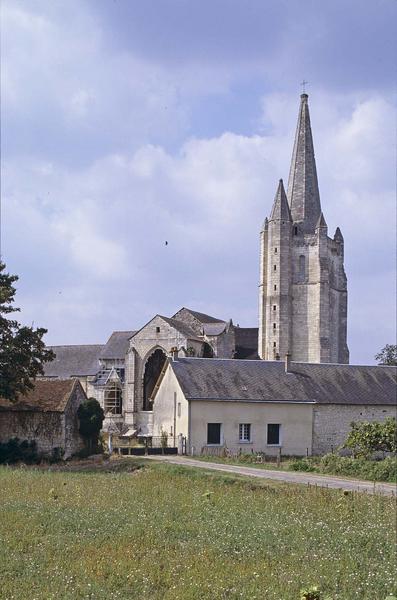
258 93 349 364
37 92 390 457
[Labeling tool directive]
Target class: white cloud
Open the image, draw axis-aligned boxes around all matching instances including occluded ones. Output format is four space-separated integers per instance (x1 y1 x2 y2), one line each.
3 90 395 362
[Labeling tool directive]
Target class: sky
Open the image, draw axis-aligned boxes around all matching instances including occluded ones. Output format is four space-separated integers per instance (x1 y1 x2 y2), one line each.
1 0 396 365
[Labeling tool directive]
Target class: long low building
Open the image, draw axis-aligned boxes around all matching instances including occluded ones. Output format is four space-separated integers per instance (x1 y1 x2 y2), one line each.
151 355 397 456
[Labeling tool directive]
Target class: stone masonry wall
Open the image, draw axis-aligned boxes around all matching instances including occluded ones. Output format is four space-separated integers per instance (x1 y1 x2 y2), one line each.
264 217 291 360
124 316 193 429
312 404 396 455
0 411 64 457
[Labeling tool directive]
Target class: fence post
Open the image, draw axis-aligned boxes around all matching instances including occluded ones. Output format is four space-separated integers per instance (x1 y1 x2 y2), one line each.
277 447 281 467
144 438 148 456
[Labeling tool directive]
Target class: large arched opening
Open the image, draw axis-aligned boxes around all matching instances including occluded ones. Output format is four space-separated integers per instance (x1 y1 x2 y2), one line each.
143 349 167 411
202 342 214 358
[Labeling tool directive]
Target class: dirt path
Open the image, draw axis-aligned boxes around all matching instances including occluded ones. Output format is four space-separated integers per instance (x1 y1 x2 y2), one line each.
143 455 396 496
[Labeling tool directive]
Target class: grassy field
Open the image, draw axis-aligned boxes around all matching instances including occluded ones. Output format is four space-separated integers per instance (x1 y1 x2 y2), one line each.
1 460 396 600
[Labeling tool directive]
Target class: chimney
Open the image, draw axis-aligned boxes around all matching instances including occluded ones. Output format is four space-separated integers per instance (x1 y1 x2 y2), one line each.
285 352 291 373
170 346 179 361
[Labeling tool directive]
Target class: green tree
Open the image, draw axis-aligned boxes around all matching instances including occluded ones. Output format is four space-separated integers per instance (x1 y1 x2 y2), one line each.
77 398 104 452
0 262 54 401
375 344 397 366
344 418 397 458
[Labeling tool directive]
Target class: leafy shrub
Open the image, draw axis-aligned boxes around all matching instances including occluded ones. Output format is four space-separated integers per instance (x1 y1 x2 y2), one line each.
291 454 397 482
50 447 64 463
77 398 104 451
74 447 94 459
289 458 316 472
300 585 321 600
343 418 397 458
0 437 38 464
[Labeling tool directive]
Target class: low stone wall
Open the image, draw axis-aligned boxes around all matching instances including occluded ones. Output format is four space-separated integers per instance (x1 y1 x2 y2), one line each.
312 404 396 455
0 411 64 457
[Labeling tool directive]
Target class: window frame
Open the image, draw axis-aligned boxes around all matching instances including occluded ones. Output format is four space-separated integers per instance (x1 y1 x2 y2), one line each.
207 423 223 446
267 423 281 446
239 423 252 443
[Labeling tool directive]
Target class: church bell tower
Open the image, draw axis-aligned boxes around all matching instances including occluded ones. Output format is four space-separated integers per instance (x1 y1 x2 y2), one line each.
258 94 349 364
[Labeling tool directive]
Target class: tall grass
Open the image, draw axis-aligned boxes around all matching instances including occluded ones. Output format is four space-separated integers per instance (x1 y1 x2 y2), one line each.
0 462 396 599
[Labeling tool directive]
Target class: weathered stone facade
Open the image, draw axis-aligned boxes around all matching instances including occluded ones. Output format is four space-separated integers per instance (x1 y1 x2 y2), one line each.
312 404 396 455
122 311 235 434
259 94 349 363
0 379 86 459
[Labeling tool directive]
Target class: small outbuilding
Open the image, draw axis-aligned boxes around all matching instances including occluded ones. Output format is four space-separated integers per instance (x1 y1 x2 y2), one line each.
0 379 87 459
151 356 397 456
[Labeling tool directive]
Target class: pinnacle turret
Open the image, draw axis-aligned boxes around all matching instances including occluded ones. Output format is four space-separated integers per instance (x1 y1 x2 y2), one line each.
261 217 269 232
270 179 291 221
287 94 321 231
334 227 344 242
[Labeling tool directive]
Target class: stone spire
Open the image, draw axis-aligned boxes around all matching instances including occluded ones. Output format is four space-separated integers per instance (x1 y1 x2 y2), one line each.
270 179 291 222
287 94 321 231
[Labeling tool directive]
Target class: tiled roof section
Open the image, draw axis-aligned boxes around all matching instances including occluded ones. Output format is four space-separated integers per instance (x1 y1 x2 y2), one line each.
0 379 80 412
182 308 224 324
44 345 104 377
100 331 135 359
234 328 259 360
159 316 202 342
170 359 397 405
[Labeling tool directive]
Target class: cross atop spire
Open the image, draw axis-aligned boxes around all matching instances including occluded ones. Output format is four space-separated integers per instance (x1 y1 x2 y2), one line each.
287 93 321 232
300 79 309 94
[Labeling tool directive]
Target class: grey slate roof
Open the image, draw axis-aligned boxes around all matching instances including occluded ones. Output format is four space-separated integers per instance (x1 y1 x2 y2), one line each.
100 331 135 359
234 327 259 360
170 358 397 405
182 309 225 324
159 316 202 342
44 345 104 377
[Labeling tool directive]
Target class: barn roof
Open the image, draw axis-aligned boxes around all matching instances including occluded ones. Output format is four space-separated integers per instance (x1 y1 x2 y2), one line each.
0 379 83 413
44 344 104 377
169 358 397 405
